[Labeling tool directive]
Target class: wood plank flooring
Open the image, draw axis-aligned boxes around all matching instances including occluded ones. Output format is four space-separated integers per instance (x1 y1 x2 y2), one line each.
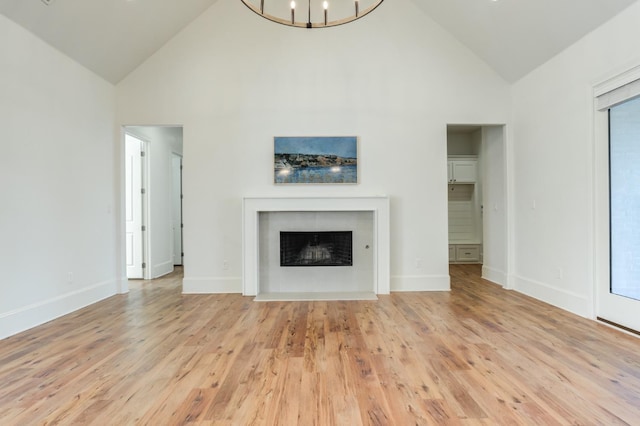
1 264 639 425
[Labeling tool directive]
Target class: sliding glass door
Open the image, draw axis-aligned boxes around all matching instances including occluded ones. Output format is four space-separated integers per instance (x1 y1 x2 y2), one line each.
597 92 640 332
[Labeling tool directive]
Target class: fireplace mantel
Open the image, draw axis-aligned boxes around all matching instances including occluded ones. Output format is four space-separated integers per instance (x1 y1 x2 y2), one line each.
242 196 390 298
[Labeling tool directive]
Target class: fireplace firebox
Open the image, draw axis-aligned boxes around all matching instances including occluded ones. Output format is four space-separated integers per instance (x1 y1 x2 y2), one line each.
280 231 353 267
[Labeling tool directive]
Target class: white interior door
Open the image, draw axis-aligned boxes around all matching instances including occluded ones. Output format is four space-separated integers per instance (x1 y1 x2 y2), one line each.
125 134 144 279
172 154 183 266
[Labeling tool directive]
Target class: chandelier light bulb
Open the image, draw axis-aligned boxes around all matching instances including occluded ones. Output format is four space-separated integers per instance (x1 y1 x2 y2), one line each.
323 1 328 25
290 0 295 23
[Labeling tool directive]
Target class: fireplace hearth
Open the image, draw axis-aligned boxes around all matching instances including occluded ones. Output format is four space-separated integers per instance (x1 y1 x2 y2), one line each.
280 231 353 267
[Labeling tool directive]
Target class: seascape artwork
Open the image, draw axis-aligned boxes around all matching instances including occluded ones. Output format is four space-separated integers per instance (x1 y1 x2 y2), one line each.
274 136 357 184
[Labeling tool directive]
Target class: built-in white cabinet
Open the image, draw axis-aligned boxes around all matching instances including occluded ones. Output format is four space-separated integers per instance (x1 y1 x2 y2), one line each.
448 155 481 263
447 159 477 183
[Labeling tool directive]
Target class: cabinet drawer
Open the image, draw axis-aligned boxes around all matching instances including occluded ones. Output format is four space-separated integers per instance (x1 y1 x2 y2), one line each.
456 245 480 262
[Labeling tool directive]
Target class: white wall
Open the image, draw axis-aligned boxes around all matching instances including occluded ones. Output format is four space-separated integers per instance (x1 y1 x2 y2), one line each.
126 127 183 279
511 1 640 317
0 15 117 339
115 0 511 293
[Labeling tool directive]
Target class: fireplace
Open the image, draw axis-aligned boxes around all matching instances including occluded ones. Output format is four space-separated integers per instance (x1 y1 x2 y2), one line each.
242 196 390 299
280 231 353 267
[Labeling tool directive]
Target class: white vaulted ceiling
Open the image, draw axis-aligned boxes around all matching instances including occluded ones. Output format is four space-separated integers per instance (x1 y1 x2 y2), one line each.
0 0 220 83
411 0 639 82
0 0 638 84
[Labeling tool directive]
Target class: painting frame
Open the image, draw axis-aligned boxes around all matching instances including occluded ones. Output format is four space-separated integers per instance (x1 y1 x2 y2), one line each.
274 136 358 184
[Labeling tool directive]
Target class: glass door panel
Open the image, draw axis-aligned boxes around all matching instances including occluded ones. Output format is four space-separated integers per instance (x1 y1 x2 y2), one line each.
610 96 640 301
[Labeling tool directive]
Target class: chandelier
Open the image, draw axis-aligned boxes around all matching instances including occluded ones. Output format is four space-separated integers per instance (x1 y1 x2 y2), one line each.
240 0 384 28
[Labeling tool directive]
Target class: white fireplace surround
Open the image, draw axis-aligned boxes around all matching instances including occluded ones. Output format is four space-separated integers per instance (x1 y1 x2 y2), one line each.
242 196 390 297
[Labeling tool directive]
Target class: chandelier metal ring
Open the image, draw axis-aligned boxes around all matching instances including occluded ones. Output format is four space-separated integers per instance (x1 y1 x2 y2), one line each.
240 0 384 28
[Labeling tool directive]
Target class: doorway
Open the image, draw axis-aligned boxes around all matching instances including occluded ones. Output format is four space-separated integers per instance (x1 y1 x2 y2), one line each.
124 126 184 280
446 124 508 286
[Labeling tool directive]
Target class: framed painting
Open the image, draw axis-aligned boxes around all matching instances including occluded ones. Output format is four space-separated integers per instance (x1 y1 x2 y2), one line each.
274 136 357 184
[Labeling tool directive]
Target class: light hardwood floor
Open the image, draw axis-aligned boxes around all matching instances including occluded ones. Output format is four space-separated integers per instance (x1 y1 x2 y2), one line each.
1 265 639 425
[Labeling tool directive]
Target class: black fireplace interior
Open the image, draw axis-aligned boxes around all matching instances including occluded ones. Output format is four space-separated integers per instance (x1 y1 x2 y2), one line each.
280 231 353 267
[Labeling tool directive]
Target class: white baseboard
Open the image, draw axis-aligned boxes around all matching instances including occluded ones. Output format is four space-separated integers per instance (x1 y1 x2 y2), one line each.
390 274 450 292
481 265 506 286
184 276 450 294
513 275 590 318
182 276 243 294
151 260 174 279
0 279 117 340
